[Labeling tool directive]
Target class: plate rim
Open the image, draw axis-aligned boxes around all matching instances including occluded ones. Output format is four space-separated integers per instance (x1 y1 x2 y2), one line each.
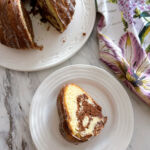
0 1 96 72
29 64 134 150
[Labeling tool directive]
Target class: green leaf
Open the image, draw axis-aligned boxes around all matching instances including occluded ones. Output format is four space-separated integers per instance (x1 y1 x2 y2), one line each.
146 44 150 53
145 22 150 27
109 0 117 3
140 11 150 18
134 8 141 18
139 22 150 44
121 16 128 31
95 0 98 11
146 0 150 4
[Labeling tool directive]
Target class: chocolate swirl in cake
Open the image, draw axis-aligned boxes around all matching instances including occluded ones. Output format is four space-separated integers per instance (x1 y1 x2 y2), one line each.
76 94 104 133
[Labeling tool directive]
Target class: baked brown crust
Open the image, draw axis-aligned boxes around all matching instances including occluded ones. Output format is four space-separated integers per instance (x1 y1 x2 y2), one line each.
57 84 107 144
0 0 40 49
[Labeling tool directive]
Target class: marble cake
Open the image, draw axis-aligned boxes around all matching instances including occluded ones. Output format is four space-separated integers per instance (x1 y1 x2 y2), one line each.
57 84 107 144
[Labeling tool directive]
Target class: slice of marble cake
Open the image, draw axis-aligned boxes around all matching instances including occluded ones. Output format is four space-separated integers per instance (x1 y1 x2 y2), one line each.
37 0 76 32
57 84 107 144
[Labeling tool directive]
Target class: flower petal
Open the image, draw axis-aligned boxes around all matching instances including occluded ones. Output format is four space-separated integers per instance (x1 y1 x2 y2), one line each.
136 56 150 77
100 52 124 77
136 86 150 105
98 32 123 58
123 79 150 105
98 32 129 79
119 32 146 70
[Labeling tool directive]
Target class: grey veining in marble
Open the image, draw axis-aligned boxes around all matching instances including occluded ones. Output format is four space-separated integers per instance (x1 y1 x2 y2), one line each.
0 15 150 150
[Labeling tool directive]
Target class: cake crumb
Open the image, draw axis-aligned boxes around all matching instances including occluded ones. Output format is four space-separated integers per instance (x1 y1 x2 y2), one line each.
63 40 66 43
29 7 39 16
82 32 86 36
47 25 50 31
39 45 43 50
40 18 48 23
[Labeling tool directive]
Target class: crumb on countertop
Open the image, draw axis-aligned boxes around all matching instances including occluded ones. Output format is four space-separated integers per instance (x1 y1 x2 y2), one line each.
39 45 43 50
40 18 48 23
63 39 66 43
47 25 51 31
82 32 86 36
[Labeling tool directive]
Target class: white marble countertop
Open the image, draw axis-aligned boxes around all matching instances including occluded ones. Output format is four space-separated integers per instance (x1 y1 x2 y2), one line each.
0 15 150 150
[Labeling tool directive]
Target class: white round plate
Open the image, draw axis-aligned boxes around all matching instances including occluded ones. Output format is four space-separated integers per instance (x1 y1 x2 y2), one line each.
0 0 95 71
30 64 134 150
